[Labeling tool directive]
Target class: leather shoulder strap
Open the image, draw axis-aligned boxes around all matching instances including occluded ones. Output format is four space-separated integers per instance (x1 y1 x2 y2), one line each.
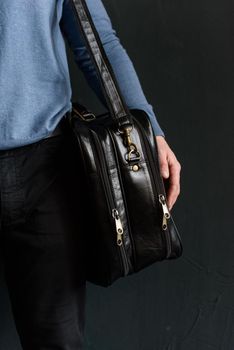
70 0 133 129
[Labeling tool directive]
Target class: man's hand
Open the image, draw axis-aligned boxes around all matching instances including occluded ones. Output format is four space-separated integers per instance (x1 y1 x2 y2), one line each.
155 136 181 211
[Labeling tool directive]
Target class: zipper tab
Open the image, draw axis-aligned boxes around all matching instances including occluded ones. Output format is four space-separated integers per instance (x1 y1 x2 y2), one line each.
158 194 171 230
159 194 170 218
162 214 168 230
112 209 124 246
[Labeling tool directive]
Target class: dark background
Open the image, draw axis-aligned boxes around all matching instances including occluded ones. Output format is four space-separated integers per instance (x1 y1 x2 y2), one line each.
1 0 234 349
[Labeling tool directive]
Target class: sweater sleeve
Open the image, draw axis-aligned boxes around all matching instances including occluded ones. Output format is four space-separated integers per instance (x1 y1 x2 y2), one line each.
60 0 165 137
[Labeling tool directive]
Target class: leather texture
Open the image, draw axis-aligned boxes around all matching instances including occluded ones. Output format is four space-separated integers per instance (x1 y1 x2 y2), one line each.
68 103 183 287
70 0 133 131
68 0 183 287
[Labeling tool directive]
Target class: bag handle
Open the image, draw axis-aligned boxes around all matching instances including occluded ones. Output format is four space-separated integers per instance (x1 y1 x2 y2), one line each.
71 0 133 131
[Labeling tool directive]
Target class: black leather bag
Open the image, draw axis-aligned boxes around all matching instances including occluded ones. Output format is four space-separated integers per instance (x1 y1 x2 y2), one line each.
66 0 183 287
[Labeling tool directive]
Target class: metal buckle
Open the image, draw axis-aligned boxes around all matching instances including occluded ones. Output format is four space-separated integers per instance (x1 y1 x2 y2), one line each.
81 112 96 121
72 106 96 121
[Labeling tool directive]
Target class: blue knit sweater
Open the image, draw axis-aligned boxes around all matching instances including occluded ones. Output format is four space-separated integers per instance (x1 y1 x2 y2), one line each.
0 0 165 150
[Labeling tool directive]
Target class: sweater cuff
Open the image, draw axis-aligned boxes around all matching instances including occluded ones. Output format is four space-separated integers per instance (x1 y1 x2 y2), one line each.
136 104 165 138
148 114 165 138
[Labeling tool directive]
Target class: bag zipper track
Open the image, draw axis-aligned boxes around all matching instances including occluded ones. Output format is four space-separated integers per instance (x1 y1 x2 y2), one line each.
107 128 135 268
133 117 172 258
90 130 130 276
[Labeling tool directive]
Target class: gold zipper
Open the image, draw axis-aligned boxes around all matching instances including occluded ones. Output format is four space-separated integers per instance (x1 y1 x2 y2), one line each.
112 208 124 246
158 194 171 230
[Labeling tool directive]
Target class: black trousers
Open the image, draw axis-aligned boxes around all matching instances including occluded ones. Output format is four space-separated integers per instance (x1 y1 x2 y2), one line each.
0 116 87 349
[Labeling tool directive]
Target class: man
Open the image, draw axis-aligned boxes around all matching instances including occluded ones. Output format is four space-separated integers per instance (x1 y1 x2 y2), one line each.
0 0 181 349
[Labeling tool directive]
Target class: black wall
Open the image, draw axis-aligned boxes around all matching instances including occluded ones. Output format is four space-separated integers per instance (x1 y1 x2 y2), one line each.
1 0 233 349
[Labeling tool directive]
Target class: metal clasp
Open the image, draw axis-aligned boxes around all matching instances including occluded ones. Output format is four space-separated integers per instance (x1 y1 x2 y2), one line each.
121 126 141 169
72 106 96 121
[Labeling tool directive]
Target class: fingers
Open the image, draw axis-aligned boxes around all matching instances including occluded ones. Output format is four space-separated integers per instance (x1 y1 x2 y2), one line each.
156 137 170 179
167 155 181 210
160 158 170 179
155 136 181 211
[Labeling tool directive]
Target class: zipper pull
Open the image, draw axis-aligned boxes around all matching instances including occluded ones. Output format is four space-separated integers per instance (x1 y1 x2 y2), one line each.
112 209 124 246
162 215 168 230
158 194 171 230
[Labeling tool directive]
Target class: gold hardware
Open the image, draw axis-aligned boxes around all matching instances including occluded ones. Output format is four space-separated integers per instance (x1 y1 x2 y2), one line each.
127 144 141 162
159 194 170 219
121 126 141 167
158 194 171 230
72 107 96 121
162 215 168 230
122 126 133 148
112 209 124 246
132 164 139 172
